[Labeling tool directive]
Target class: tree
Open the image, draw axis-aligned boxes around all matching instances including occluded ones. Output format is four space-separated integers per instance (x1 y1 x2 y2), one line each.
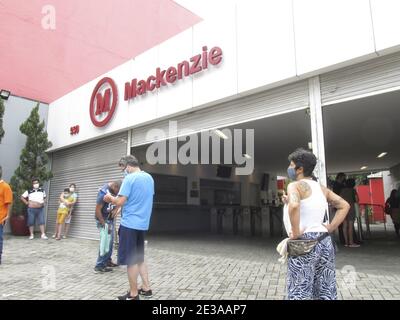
9 103 53 215
0 98 5 143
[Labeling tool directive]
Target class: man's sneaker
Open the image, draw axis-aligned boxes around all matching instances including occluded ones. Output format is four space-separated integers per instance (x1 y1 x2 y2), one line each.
117 291 139 300
106 261 118 268
138 288 153 298
41 234 48 240
29 234 34 240
93 266 113 274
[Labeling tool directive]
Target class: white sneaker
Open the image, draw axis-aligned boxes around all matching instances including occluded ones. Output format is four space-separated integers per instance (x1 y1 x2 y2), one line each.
52 234 56 239
41 234 48 240
62 235 67 239
29 234 34 240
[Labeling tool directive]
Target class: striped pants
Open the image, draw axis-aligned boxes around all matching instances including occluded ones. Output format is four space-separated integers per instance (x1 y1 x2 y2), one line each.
286 232 337 300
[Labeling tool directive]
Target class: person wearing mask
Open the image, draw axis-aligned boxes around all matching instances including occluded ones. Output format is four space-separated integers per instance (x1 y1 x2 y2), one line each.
104 155 155 300
62 183 78 239
21 178 48 240
285 148 349 300
94 180 121 273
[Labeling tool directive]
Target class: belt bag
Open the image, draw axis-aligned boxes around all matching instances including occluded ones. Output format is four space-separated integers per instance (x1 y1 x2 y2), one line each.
287 233 330 257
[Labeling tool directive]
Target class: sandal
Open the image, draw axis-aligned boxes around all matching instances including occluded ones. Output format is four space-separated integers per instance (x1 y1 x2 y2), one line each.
348 243 360 247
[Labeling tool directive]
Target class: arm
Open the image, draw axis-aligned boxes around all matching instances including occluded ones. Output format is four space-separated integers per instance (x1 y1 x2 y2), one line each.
287 182 302 239
103 194 127 207
321 186 350 233
95 204 106 225
21 195 29 206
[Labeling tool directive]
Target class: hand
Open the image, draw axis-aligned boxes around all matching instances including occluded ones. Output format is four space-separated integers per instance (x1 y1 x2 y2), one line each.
0 215 9 225
289 228 305 240
322 224 333 233
103 193 114 203
282 195 288 205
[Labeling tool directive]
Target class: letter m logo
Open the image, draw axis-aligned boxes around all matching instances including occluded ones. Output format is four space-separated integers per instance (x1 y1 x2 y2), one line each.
95 88 111 115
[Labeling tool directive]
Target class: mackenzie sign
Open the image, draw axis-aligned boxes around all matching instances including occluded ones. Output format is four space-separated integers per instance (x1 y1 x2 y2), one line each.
89 46 223 127
124 46 223 101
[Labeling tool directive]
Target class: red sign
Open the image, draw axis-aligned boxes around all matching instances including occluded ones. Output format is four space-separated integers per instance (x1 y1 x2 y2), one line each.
70 125 80 135
89 77 118 127
124 46 223 101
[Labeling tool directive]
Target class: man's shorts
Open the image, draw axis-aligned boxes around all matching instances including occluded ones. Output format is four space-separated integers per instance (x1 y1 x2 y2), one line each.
27 207 45 226
56 209 69 224
118 225 145 266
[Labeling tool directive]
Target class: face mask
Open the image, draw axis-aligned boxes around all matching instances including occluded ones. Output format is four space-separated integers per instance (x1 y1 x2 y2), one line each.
123 168 129 177
69 187 75 192
33 183 39 189
287 167 297 181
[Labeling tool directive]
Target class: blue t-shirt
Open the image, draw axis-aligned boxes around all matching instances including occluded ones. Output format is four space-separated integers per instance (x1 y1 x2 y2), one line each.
118 171 154 230
96 184 117 221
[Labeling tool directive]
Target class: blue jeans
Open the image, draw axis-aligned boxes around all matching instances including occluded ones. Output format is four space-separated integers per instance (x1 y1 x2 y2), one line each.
0 224 3 258
95 220 114 268
27 207 45 226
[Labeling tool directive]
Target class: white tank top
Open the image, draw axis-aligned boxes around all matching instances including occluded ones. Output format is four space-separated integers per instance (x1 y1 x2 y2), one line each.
284 179 328 235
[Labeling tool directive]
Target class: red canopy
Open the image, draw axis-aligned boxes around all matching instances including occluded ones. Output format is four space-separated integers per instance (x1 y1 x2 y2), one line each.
0 0 200 103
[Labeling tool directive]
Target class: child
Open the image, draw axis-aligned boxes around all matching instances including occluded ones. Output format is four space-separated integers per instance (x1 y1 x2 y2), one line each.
55 188 74 240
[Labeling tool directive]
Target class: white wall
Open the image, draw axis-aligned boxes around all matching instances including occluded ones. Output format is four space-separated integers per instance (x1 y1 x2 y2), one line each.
47 0 400 151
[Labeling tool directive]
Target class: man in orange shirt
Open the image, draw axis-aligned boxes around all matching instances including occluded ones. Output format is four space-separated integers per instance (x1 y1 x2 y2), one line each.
0 166 13 265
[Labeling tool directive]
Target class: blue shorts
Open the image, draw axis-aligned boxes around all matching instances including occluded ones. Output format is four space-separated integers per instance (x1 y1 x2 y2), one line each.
27 207 45 226
118 225 145 266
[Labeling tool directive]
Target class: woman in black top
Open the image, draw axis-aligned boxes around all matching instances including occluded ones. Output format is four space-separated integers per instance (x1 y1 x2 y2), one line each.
385 189 400 236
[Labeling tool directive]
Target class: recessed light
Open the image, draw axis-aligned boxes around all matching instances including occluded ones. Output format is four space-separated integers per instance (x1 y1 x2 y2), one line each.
243 153 252 159
377 152 387 158
213 129 229 140
0 90 10 100
360 166 368 170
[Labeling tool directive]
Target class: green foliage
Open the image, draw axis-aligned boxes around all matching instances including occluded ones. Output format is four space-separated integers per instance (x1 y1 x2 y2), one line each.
0 98 5 143
9 104 53 215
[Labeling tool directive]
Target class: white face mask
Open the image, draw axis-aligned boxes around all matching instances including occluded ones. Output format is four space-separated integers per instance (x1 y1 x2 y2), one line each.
69 187 75 192
33 183 39 189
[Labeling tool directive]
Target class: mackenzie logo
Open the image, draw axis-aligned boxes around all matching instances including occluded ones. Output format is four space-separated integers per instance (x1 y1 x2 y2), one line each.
89 77 118 127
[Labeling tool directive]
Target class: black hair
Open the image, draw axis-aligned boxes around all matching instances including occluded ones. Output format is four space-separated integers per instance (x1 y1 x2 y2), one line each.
31 177 39 183
69 183 76 188
345 178 356 188
336 172 346 181
288 148 317 177
64 188 70 193
119 155 139 168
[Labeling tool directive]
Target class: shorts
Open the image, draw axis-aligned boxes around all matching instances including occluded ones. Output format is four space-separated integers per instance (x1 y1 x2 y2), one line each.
27 207 45 226
64 214 72 224
118 225 145 266
57 211 69 224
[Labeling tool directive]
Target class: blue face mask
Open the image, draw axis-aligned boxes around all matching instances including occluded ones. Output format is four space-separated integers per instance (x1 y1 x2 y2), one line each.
287 167 297 181
123 169 129 177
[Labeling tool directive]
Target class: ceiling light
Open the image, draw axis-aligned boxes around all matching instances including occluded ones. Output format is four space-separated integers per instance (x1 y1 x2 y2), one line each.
377 152 387 158
243 154 252 159
360 166 368 170
0 90 10 100
213 129 228 140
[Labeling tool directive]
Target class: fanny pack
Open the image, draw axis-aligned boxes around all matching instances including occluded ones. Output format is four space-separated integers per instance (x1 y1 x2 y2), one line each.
287 233 330 257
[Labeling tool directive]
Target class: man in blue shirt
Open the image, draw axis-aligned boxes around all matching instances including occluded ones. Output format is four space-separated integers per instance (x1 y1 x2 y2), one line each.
104 155 154 301
94 180 121 273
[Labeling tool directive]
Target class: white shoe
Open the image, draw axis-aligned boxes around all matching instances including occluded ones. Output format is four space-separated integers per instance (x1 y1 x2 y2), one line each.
29 234 34 240
62 235 67 239
41 234 48 240
52 234 56 239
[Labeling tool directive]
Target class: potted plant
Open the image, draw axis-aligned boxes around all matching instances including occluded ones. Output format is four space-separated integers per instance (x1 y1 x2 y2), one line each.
9 104 52 235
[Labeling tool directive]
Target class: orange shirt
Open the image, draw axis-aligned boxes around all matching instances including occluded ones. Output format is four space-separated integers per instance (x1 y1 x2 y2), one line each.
0 180 13 222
